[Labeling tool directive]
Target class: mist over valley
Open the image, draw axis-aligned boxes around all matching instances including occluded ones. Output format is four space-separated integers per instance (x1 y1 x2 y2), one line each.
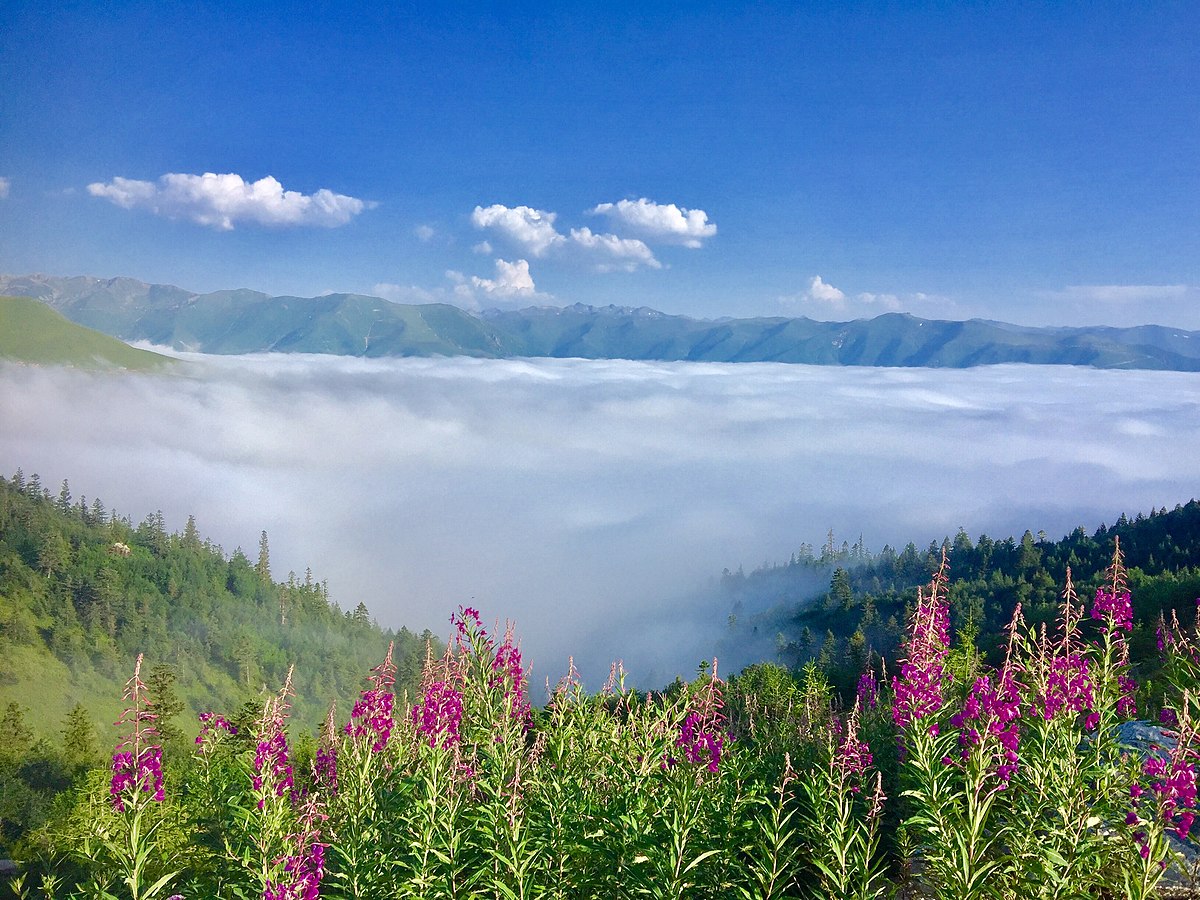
3 351 1197 688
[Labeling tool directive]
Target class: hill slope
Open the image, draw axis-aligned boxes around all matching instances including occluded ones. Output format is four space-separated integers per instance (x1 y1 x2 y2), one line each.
0 468 435 739
5 273 1200 370
0 295 174 370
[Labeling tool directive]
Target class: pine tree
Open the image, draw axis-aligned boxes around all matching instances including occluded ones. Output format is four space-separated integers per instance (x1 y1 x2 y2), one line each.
146 663 185 746
256 530 271 581
60 703 100 773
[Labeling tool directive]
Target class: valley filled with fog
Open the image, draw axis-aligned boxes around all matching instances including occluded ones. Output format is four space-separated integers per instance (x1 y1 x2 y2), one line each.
4 354 1199 688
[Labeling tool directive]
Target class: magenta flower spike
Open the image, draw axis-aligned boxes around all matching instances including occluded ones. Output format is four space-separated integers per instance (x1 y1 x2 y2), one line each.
346 642 397 753
892 558 951 731
111 653 165 811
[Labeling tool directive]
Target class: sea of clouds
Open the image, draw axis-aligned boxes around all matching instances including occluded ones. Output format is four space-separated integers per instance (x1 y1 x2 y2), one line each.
4 354 1199 689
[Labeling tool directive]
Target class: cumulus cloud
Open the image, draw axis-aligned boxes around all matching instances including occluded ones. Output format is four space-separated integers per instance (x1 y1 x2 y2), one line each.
590 197 716 248
471 203 662 272
567 227 661 272
470 204 566 257
86 172 372 230
5 356 1198 686
414 224 436 242
468 258 538 296
0 177 9 199
801 275 847 308
473 240 493 255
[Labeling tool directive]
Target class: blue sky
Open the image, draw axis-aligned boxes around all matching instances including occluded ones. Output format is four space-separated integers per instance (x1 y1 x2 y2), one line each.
1 2 1197 326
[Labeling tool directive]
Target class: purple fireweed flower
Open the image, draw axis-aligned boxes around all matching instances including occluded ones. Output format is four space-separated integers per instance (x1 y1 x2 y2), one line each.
345 643 397 753
1092 588 1133 633
252 669 295 809
111 654 164 811
1039 653 1096 723
892 578 950 731
314 746 338 794
836 708 873 782
254 731 293 807
675 711 725 773
345 689 394 753
667 661 728 774
196 712 237 750
110 746 164 810
265 797 328 900
949 666 1022 785
1161 708 1179 727
411 679 464 749
856 671 879 710
491 624 532 728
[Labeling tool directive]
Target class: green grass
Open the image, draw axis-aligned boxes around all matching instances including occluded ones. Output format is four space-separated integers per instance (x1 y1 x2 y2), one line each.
0 296 175 370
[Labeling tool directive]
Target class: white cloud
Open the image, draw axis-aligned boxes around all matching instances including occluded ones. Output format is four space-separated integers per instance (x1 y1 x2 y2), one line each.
471 203 662 272
0 177 9 199
414 224 436 242
87 172 372 230
471 204 566 257
473 240 493 255
590 198 716 248
806 275 846 306
468 258 538 297
568 227 661 272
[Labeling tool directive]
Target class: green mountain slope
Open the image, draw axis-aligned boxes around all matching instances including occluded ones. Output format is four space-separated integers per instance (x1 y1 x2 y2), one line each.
6 273 1200 370
0 469 435 739
0 296 174 370
718 501 1200 696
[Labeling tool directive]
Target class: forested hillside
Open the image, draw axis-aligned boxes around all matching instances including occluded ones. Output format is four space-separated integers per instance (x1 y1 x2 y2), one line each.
722 502 1200 694
0 468 435 737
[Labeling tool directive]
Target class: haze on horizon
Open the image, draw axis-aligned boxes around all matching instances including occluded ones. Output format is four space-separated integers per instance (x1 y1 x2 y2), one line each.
3 354 1199 686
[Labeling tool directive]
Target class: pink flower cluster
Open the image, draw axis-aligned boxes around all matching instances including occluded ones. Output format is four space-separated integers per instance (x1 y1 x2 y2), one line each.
110 654 163 811
1143 750 1199 841
950 668 1022 785
1039 653 1098 730
856 671 878 710
346 689 394 753
412 680 464 749
196 712 237 748
892 586 950 731
264 841 326 900
346 643 397 753
836 719 873 780
110 746 164 811
1092 588 1133 633
674 711 725 773
491 630 531 727
253 731 293 808
314 746 338 793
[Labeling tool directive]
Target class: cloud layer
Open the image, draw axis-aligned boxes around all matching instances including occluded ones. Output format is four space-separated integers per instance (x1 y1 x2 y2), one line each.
5 357 1197 687
87 172 371 230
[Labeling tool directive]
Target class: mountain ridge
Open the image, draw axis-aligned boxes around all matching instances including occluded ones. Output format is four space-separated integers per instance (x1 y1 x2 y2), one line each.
4 273 1200 370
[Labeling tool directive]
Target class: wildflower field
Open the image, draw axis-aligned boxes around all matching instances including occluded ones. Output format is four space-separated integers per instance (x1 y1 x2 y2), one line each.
11 542 1200 899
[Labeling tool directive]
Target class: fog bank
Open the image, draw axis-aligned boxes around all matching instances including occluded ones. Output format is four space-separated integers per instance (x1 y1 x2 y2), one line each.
4 355 1199 688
